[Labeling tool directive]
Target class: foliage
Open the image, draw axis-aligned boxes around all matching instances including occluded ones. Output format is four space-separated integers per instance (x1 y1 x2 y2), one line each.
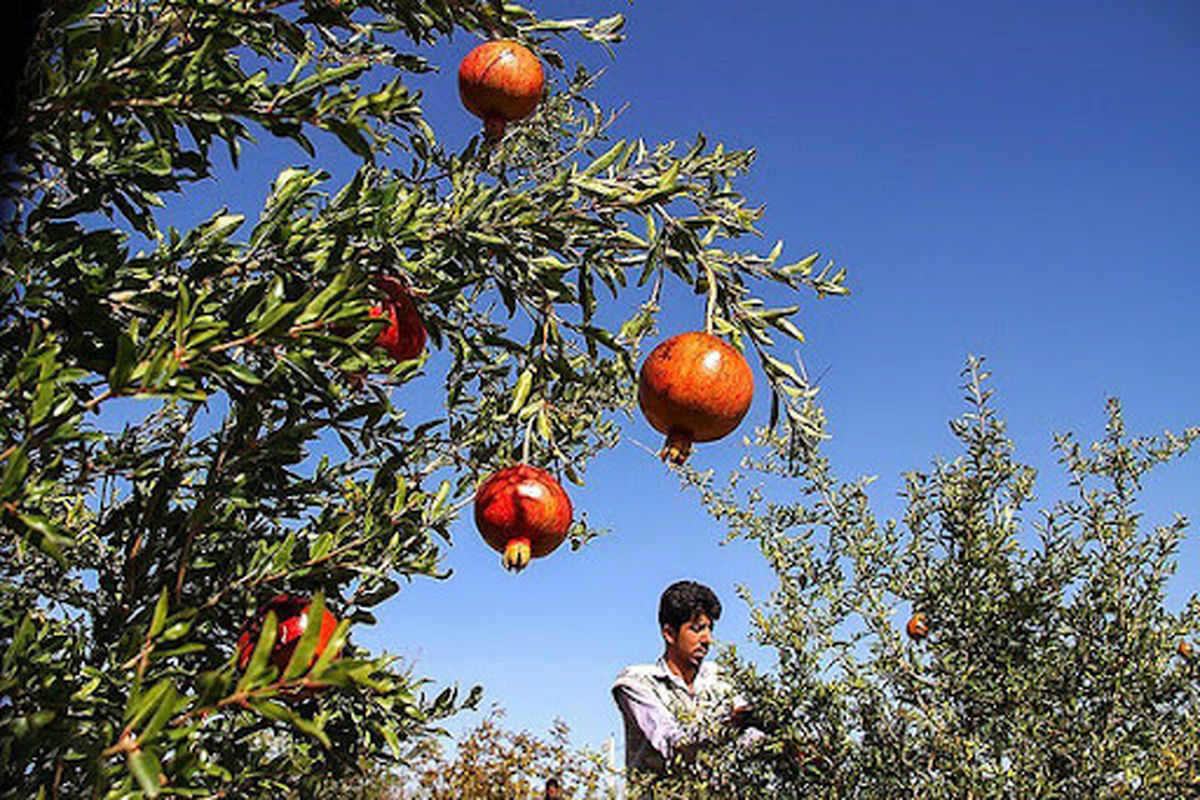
399 707 616 799
0 1 837 797
657 358 1200 798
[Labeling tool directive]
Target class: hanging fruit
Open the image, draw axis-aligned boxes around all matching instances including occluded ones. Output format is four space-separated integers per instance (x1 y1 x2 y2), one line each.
906 612 929 641
371 275 426 363
236 594 341 676
458 40 544 142
474 464 572 573
638 331 754 464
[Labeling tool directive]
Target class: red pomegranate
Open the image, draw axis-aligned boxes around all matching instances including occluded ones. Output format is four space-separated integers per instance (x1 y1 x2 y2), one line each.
906 612 929 641
236 594 341 676
638 331 754 464
458 40 544 141
371 275 426 363
474 464 572 572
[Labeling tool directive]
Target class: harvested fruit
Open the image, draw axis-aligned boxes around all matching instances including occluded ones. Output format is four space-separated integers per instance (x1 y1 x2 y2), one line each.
371 275 426 363
638 331 754 464
906 612 929 641
458 40 544 141
236 594 340 676
475 464 572 572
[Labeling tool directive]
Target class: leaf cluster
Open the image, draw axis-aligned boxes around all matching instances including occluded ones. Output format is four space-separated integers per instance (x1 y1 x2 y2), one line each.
0 1 843 797
667 359 1200 798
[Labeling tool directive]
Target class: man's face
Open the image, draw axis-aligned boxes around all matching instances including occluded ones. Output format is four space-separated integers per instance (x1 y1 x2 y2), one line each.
664 612 713 670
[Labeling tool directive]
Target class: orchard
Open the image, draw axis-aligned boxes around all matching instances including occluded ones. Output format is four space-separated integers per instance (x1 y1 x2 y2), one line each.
1 1 1196 799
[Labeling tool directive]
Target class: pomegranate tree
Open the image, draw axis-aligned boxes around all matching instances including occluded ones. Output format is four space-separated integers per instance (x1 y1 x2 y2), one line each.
371 274 426 363
458 40 544 141
638 331 754 464
236 594 341 676
474 464 572 572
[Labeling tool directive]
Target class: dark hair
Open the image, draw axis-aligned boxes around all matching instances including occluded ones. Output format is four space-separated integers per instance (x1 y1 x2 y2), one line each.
658 580 721 630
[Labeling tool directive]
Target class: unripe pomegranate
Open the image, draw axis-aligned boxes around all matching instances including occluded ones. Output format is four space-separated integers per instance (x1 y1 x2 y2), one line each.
371 275 426 363
236 594 341 676
638 331 754 464
474 464 572 572
906 612 929 641
458 40 544 141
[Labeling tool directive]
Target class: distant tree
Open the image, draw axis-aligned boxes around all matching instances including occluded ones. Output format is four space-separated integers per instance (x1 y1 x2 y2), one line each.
654 359 1200 798
399 707 615 799
0 1 839 797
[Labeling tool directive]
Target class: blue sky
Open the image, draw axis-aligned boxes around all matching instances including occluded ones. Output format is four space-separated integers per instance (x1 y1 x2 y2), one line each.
160 0 1199 760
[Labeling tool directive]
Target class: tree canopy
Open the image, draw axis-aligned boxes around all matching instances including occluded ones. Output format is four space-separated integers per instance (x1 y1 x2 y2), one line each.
0 1 838 796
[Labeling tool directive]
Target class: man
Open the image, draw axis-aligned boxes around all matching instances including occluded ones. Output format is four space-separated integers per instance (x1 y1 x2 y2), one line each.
611 580 758 777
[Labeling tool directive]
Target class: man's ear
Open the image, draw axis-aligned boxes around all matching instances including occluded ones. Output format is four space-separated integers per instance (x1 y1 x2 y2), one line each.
661 624 677 647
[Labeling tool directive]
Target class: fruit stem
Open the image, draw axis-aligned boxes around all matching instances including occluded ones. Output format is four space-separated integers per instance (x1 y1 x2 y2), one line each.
661 431 693 465
483 116 506 143
502 538 532 572
702 259 718 335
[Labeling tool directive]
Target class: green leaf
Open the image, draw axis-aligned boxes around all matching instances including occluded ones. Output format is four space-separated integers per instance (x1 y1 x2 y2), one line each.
327 120 373 160
310 618 350 675
220 363 263 387
290 715 332 748
310 531 333 561
13 511 72 566
781 252 820 277
138 682 180 745
281 592 325 681
149 587 169 639
128 749 163 798
108 333 136 391
0 446 29 500
3 613 36 671
581 139 627 177
236 611 279 691
30 364 58 427
507 369 534 416
124 679 173 730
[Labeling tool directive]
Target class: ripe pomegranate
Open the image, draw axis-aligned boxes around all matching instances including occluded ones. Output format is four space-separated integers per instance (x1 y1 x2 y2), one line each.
458 40 544 141
906 612 929 641
474 464 572 572
1180 640 1194 661
371 275 426 363
638 331 754 464
236 594 341 676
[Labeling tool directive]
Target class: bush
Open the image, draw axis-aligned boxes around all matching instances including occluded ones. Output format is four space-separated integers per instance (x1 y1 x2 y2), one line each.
659 359 1199 798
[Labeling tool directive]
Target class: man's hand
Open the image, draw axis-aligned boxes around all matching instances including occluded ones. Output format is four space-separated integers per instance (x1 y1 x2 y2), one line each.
729 704 757 730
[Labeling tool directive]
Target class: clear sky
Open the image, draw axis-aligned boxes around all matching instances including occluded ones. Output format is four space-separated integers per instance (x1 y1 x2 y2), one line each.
162 0 1200 760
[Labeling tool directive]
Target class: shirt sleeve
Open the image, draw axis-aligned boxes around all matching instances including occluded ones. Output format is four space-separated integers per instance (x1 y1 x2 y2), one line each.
612 680 686 760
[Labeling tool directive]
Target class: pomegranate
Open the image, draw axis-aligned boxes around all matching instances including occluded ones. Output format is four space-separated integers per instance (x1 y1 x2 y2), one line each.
458 40 544 141
637 331 754 464
906 612 929 641
1180 640 1194 661
236 594 341 676
474 464 572 572
371 275 426 363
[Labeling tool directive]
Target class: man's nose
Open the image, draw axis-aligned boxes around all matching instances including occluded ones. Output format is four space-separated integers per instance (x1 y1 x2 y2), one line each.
699 630 712 643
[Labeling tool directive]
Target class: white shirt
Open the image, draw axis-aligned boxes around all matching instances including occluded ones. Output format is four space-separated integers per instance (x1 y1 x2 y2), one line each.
611 657 748 774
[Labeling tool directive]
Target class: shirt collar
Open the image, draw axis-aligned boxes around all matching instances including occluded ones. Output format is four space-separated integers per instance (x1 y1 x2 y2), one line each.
653 656 717 693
